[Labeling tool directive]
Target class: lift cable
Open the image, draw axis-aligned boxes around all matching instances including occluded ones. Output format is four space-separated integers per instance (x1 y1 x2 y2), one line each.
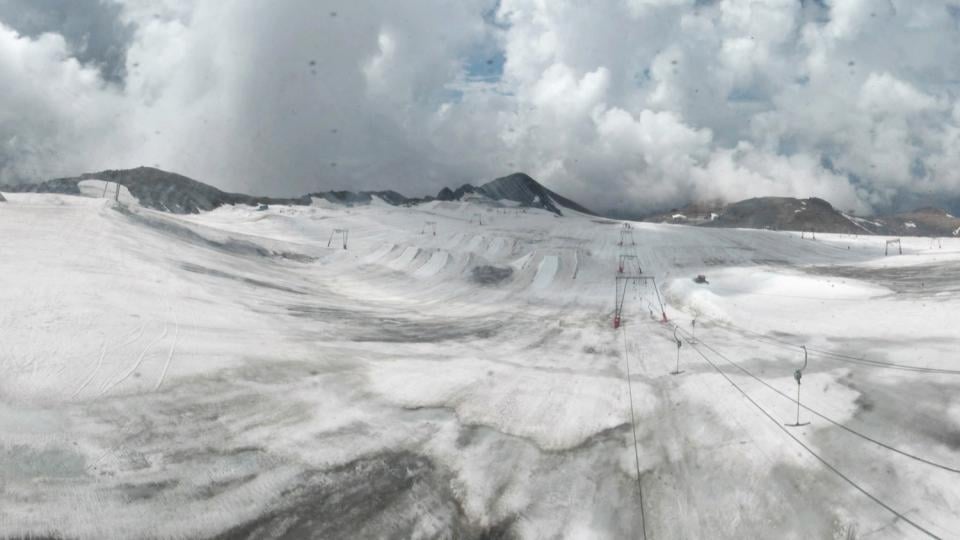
676 327 960 474
620 323 648 540
723 324 960 375
673 326 942 539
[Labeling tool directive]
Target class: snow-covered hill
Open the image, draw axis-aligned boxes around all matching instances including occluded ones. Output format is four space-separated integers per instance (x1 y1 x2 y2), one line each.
1 188 959 538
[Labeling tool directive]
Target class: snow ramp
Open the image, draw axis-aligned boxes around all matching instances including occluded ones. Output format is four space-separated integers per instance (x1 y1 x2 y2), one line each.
414 251 449 278
532 255 559 290
388 246 422 270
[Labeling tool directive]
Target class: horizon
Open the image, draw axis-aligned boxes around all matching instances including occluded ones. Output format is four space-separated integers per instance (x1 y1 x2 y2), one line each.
10 163 957 220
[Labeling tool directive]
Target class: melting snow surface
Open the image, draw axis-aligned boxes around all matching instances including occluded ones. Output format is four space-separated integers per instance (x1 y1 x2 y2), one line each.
1 191 960 538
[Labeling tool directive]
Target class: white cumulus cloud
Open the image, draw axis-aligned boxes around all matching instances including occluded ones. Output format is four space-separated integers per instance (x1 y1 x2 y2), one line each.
1 0 960 215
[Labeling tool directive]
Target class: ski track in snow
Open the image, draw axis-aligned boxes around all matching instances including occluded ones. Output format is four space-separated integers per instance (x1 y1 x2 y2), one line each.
154 294 179 392
72 322 146 399
99 321 169 396
71 340 107 399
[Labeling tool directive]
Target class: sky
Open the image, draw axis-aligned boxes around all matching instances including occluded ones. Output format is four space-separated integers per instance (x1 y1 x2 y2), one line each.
1 0 960 215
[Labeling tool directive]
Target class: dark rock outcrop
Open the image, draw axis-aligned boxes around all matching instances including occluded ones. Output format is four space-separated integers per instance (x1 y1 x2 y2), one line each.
436 187 455 201
437 173 594 216
644 196 960 237
647 196 870 234
876 207 960 237
1 178 82 196
705 197 864 234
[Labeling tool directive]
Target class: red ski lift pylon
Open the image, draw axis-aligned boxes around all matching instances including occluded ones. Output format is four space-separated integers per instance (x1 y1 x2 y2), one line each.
613 274 667 328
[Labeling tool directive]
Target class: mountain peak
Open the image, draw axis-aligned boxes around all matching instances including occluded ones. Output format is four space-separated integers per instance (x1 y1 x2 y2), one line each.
487 172 537 187
432 172 593 215
478 172 593 215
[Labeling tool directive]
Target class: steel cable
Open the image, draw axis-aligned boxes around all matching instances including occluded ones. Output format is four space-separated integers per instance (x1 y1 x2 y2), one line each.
672 326 942 538
723 323 960 375
676 327 960 474
621 323 648 540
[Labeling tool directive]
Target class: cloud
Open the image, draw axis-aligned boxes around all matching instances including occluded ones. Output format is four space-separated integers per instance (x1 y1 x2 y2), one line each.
2 0 960 214
0 0 135 82
0 23 127 184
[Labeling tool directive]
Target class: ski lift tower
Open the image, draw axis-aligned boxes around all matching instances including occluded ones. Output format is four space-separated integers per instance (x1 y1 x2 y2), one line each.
618 223 636 247
328 228 349 249
885 238 902 256
613 273 668 328
785 346 810 427
671 327 684 375
618 254 641 274
102 181 121 201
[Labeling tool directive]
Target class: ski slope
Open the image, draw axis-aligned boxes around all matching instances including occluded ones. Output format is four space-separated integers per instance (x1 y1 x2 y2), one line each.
1 190 959 538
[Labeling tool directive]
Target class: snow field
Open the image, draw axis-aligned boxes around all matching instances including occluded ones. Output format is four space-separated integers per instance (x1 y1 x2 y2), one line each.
1 191 960 538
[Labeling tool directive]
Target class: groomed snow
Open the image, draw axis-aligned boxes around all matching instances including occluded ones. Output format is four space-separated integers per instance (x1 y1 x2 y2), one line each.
1 191 959 538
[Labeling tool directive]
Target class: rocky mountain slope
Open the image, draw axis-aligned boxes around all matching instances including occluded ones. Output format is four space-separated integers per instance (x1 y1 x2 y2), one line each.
0 168 593 216
437 172 594 216
0 168 423 213
645 196 960 237
0 168 308 213
876 207 960 237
